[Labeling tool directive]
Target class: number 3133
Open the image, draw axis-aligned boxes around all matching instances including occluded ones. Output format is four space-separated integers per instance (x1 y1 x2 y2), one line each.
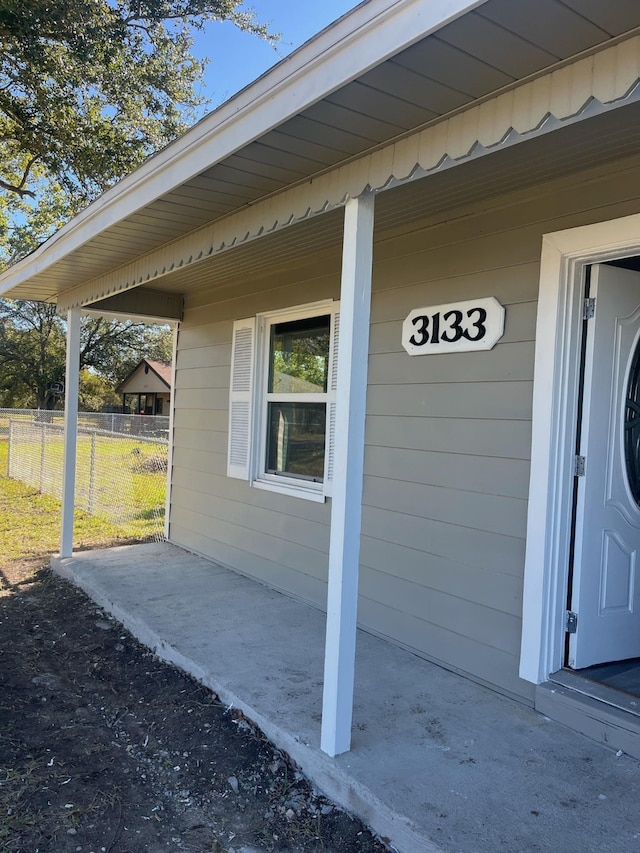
409 306 487 346
401 297 505 355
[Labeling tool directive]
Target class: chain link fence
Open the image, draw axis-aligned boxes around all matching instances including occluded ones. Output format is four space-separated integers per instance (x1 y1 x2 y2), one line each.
6 417 168 541
0 409 169 439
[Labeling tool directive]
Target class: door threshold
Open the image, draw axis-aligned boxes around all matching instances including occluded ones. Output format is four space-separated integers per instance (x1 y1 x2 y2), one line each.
536 675 640 760
549 668 640 717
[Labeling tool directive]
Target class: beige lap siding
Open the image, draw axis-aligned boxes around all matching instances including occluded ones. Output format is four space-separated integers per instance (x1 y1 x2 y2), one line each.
170 269 340 610
170 152 640 704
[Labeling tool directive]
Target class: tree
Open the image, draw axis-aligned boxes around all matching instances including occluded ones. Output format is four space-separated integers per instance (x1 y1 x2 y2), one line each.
0 299 173 409
0 0 274 264
78 370 121 413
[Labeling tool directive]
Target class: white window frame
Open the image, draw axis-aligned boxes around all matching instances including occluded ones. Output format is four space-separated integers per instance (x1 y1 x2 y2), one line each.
228 299 339 502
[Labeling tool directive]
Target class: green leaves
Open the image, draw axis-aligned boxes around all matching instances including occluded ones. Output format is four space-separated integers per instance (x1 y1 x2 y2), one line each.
0 299 173 408
0 0 274 265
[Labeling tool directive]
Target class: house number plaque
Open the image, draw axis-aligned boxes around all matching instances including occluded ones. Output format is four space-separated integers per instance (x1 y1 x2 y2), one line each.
402 297 505 356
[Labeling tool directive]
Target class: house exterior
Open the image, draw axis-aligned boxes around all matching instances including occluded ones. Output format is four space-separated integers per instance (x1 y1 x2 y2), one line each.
118 358 172 415
2 0 640 758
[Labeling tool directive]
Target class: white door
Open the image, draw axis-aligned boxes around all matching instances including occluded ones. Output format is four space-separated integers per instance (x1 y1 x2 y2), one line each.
570 263 640 669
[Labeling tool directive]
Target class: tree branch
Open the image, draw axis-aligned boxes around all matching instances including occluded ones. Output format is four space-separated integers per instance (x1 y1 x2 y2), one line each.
0 156 38 198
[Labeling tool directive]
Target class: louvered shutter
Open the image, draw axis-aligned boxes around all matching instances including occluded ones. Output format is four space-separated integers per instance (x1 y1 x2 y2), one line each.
324 307 340 497
227 318 255 480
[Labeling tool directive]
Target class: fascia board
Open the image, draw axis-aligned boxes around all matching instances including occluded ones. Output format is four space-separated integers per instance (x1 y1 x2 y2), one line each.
0 0 488 299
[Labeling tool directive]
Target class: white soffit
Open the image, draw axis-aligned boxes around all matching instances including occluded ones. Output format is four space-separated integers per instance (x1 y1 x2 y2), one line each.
1 0 639 305
55 35 640 311
0 0 488 301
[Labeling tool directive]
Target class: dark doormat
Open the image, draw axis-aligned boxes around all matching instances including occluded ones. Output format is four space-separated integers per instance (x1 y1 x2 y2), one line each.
579 658 640 698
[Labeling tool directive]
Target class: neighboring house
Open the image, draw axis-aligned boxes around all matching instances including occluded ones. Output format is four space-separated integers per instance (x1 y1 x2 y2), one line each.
118 358 172 415
2 0 640 760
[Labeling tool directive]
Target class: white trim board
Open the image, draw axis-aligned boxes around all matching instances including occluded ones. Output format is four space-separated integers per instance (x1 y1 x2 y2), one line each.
520 212 640 685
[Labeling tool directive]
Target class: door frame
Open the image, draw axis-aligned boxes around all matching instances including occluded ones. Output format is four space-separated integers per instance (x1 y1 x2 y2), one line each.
520 212 640 686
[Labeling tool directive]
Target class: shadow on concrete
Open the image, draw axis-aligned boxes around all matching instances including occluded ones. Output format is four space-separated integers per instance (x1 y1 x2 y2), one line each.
53 542 640 853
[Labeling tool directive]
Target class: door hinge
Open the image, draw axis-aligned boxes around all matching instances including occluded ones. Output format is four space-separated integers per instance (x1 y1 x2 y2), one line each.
565 611 578 633
574 455 585 477
583 297 595 319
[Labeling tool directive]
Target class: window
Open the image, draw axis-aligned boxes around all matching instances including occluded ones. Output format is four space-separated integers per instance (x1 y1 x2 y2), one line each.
227 301 339 500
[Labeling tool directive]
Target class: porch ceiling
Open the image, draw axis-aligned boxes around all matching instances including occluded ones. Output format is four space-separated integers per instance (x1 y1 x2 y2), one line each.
1 0 638 303
127 99 640 301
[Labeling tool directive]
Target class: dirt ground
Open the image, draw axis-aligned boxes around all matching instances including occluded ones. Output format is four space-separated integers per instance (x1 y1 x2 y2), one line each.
0 558 390 853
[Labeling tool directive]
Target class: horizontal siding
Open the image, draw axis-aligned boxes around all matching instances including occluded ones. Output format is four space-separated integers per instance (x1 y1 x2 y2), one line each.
176 321 230 351
172 408 228 433
363 476 528 538
364 447 531 498
175 365 229 390
367 381 533 419
171 467 330 524
169 522 328 608
170 504 329 585
173 427 227 455
176 343 229 370
181 269 340 328
362 196 536 698
368 340 535 384
171 444 226 477
359 537 523 614
357 595 532 702
361 506 525 577
169 155 640 701
174 387 228 411
373 229 543 292
171 487 329 553
366 415 532 459
359 567 523 657
371 264 541 319
171 273 338 608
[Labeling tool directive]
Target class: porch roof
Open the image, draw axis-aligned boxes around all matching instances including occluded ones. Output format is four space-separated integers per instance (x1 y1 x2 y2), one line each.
0 0 638 306
52 541 640 853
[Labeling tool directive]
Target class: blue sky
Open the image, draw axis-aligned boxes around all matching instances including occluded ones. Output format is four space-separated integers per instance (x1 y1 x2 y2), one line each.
190 1 362 111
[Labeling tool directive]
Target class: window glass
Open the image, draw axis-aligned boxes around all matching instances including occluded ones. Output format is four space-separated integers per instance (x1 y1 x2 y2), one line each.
625 333 640 505
269 316 330 394
266 401 326 481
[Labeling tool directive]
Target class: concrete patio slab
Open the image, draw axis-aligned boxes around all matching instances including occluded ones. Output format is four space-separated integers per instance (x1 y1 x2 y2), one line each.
52 542 640 853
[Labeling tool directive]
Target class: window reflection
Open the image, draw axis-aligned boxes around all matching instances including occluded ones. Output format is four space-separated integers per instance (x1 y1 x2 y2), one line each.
269 316 330 394
266 402 326 481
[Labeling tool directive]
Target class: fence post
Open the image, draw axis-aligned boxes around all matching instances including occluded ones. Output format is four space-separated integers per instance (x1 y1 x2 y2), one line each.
39 423 46 493
89 431 97 514
7 420 13 477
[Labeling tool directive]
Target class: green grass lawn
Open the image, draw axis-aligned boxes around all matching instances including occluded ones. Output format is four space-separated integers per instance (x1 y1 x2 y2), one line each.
0 437 165 566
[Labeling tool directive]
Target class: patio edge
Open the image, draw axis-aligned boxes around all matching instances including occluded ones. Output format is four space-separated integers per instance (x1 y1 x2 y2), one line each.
51 553 442 853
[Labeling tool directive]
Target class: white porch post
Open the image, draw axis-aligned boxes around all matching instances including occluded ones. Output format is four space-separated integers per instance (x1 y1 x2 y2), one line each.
60 306 81 558
321 192 375 757
164 321 179 540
